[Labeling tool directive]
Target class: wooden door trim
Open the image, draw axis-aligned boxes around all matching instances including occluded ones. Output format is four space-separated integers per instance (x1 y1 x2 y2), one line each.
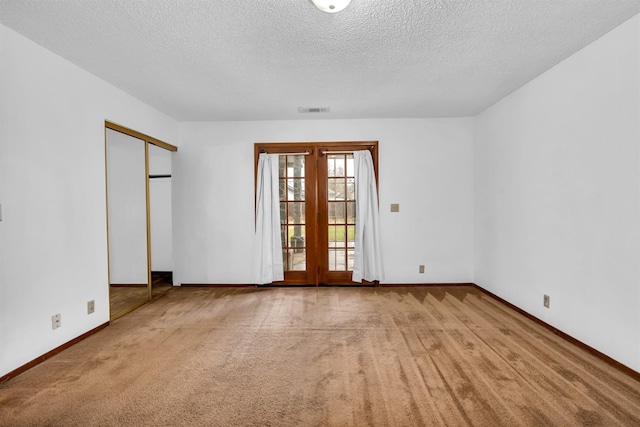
254 141 379 286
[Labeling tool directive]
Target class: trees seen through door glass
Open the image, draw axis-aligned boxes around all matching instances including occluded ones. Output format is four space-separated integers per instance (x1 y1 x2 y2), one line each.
327 154 355 271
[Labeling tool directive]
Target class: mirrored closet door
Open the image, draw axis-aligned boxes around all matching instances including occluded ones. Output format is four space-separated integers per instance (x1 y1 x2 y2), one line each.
105 123 177 320
105 128 149 318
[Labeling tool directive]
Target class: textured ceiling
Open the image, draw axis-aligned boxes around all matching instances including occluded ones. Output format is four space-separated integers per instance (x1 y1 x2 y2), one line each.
1 1 639 121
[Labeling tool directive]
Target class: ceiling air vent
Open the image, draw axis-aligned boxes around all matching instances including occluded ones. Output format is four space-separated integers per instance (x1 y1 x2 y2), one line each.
298 107 330 114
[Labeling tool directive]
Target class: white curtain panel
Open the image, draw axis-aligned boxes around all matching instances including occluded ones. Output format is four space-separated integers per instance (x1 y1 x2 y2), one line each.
352 150 385 282
251 153 284 284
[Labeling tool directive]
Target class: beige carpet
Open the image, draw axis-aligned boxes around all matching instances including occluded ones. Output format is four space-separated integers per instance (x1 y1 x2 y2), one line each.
1 286 640 426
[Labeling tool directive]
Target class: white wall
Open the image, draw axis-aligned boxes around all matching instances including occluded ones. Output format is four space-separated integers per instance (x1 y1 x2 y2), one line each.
474 16 640 371
173 118 475 285
0 24 178 378
149 144 173 272
106 129 148 284
6 9 638 379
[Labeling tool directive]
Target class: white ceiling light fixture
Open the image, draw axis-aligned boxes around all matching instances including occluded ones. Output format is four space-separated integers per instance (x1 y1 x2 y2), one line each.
311 0 352 13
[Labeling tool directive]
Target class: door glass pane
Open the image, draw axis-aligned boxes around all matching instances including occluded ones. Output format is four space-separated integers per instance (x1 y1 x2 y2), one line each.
279 180 286 201
281 226 287 248
288 202 305 224
338 225 347 247
329 225 339 248
333 157 345 177
280 202 286 224
328 156 337 177
288 225 305 248
288 249 306 271
328 202 345 224
287 178 305 200
328 178 345 201
328 248 347 271
346 178 355 200
346 157 354 177
329 248 337 270
347 226 355 248
279 154 306 272
287 155 305 177
347 201 356 223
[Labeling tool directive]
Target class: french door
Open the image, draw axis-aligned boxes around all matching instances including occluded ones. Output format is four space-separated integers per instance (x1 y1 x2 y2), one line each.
254 141 378 286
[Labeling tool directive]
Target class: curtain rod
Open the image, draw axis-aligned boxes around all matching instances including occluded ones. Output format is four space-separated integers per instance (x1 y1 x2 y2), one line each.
259 150 310 156
259 146 373 155
320 147 374 155
320 150 354 155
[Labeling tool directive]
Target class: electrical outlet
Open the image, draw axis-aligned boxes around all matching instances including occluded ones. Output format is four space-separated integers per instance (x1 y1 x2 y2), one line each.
87 300 95 314
51 313 61 330
390 203 399 212
419 265 425 274
543 294 550 308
